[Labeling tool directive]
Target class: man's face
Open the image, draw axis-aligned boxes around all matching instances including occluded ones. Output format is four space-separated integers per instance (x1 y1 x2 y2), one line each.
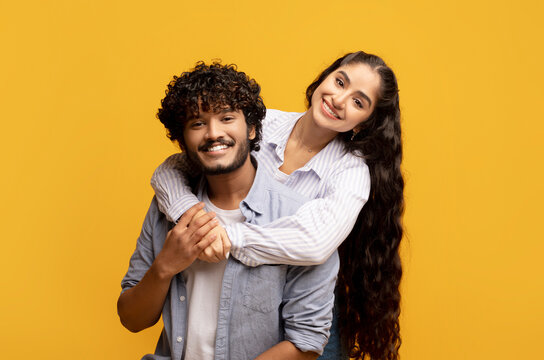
183 106 255 175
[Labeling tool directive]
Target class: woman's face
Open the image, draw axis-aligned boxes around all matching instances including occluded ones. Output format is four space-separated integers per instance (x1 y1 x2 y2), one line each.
309 62 381 133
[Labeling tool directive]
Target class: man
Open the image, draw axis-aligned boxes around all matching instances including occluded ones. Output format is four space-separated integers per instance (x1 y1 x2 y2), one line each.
117 62 339 360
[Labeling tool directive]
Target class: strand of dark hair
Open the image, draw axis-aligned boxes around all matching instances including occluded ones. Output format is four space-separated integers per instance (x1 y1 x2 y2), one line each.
338 95 404 360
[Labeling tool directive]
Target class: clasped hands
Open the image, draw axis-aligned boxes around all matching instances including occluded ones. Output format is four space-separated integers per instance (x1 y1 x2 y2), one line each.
180 202 231 263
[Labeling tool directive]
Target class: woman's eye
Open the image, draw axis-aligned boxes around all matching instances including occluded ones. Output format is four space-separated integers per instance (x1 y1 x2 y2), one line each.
335 78 344 87
354 99 363 109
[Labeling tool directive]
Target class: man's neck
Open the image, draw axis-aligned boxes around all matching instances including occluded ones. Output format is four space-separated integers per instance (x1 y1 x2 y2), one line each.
205 157 256 210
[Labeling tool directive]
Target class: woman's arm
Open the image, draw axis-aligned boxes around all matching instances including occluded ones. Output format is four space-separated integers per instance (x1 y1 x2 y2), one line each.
150 153 230 261
151 153 370 267
150 152 201 223
228 158 369 266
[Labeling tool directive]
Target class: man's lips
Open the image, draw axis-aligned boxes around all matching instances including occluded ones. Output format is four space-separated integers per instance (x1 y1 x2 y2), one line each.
206 144 229 152
198 140 235 152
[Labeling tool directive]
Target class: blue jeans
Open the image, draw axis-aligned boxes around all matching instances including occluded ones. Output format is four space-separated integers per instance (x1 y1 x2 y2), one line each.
318 306 348 360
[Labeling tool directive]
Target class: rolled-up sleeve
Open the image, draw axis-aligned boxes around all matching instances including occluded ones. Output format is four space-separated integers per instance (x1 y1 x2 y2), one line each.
281 251 340 354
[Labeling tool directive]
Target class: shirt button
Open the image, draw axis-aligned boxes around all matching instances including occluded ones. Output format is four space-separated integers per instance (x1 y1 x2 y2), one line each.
179 296 186 302
176 336 183 343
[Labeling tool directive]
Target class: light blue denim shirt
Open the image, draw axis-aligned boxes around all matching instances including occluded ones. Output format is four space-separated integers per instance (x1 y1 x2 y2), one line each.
121 164 339 360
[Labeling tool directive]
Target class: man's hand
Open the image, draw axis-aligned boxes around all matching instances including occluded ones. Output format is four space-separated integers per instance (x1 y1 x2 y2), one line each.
154 203 219 278
189 209 232 263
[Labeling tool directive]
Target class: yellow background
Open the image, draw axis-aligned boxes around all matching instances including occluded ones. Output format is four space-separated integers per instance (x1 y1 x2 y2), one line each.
1 0 542 359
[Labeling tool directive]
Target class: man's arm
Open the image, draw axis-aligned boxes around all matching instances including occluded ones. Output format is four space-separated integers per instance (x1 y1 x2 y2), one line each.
281 252 340 356
117 202 218 332
254 341 318 360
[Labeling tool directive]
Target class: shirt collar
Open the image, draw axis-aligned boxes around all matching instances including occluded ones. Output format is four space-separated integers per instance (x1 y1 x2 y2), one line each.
265 111 347 179
239 163 268 215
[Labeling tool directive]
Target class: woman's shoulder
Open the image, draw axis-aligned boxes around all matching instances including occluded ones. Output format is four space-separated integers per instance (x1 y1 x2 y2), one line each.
262 109 303 141
264 109 303 126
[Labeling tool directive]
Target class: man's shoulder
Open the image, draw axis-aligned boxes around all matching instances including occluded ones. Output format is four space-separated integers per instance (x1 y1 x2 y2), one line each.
141 196 171 233
241 165 309 224
264 178 308 206
256 166 309 206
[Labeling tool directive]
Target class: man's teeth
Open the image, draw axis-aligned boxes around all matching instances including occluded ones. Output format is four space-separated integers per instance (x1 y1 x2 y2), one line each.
323 101 340 119
207 144 229 152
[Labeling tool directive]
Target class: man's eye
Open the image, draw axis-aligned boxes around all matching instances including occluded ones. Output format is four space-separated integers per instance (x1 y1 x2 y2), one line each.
336 78 344 87
222 117 234 121
190 121 204 128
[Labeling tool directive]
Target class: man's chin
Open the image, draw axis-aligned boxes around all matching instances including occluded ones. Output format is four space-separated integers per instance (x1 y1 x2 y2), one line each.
202 164 239 176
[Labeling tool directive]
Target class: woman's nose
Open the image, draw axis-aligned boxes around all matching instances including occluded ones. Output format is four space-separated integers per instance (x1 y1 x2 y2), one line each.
331 93 346 109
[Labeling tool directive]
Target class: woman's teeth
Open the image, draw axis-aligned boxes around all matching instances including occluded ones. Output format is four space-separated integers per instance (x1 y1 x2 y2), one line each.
323 101 340 119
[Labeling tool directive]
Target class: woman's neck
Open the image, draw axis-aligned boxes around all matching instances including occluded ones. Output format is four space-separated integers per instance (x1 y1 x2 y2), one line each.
290 112 337 154
278 111 338 175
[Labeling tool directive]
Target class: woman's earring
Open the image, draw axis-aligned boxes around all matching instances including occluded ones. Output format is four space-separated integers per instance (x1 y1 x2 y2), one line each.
351 130 358 141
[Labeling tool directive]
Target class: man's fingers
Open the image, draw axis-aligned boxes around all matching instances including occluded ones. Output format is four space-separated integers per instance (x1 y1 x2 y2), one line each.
176 202 206 229
187 211 217 236
191 218 220 243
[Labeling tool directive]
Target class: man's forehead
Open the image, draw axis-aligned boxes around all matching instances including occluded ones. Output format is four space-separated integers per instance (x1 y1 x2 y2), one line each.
195 103 242 116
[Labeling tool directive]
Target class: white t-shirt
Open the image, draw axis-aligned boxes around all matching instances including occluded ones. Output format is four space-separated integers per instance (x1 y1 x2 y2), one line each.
183 191 245 360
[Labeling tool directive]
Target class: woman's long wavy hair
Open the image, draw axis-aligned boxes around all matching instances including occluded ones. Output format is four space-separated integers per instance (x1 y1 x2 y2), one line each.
306 51 404 360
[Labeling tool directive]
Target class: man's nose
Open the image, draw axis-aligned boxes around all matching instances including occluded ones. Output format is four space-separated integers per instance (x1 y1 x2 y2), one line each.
205 120 224 140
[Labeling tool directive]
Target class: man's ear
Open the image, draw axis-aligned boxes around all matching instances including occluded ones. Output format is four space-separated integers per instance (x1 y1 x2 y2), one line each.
248 125 256 140
177 139 186 152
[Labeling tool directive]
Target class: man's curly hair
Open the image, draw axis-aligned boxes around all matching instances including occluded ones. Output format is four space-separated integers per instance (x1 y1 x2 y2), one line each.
157 61 266 152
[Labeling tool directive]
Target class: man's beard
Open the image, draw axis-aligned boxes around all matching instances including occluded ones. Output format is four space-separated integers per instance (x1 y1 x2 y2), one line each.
186 137 251 176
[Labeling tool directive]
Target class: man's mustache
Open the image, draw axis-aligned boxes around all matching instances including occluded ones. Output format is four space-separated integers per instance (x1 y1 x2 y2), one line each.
198 138 235 151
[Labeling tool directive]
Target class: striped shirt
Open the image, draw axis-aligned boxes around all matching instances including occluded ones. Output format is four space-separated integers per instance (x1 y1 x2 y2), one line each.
150 109 370 266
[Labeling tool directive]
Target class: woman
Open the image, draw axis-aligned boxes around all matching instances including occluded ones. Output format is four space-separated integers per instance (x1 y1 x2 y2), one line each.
152 51 404 360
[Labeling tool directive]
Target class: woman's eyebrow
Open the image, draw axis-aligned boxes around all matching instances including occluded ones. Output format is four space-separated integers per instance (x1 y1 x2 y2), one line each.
338 70 373 107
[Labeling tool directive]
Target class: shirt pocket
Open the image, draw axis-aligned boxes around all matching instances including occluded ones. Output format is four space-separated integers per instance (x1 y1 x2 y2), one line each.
242 265 287 313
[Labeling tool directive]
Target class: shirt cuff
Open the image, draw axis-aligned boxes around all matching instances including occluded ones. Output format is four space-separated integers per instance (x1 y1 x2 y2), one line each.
284 328 328 355
226 223 259 267
168 195 200 223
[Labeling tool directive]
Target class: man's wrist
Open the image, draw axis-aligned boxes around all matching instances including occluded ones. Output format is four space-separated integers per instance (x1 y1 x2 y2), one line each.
150 258 176 282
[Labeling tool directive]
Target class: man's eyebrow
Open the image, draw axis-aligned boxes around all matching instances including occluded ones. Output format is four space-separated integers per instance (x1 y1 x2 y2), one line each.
338 70 373 107
219 107 234 113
